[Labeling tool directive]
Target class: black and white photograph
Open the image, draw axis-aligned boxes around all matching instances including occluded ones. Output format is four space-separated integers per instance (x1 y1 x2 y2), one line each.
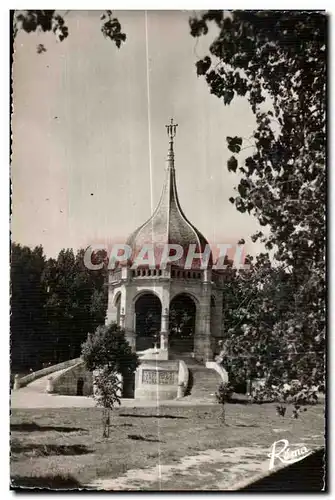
9 9 326 491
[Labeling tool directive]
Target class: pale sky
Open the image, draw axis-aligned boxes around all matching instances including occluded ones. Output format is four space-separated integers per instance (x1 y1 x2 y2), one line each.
11 10 262 258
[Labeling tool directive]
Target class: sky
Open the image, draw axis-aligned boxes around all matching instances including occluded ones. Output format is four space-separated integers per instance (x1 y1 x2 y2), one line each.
11 10 263 258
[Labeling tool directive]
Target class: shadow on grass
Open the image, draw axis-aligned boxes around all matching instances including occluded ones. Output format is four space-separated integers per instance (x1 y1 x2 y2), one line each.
241 448 325 492
11 443 93 457
235 423 259 428
11 474 81 490
228 397 250 405
119 414 187 419
10 423 87 433
128 434 163 443
184 368 194 396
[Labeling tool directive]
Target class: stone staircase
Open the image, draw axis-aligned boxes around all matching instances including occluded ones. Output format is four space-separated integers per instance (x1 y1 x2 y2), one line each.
18 355 223 403
170 354 223 402
19 367 71 393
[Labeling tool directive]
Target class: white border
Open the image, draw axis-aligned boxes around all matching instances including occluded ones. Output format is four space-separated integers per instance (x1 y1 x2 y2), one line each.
2 7 10 500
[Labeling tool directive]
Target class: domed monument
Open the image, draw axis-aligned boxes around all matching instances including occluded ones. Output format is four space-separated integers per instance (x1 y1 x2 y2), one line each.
106 120 225 374
14 120 228 401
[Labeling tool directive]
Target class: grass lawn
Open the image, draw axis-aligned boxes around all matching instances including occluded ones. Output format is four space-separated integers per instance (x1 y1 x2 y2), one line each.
10 403 325 490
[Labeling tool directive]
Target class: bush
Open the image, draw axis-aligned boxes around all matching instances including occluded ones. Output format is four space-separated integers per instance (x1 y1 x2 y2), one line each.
81 323 139 436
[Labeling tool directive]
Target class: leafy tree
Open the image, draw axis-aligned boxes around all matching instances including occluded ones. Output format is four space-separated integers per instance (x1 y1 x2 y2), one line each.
93 368 121 438
220 254 324 408
11 243 108 372
43 248 108 363
190 11 326 398
13 10 126 53
10 243 47 372
221 255 295 385
81 323 139 437
42 249 76 363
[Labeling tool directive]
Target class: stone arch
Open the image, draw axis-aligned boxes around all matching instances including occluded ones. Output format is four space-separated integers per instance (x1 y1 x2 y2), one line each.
170 290 200 308
113 291 122 307
132 289 162 304
210 295 216 346
134 292 162 351
113 291 122 325
76 377 84 396
210 295 216 327
169 293 197 354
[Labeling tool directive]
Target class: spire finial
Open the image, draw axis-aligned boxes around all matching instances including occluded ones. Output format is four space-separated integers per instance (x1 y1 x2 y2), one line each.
165 118 178 166
165 118 178 145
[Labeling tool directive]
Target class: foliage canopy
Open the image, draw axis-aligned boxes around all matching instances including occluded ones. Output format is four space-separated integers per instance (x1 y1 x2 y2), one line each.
190 10 326 395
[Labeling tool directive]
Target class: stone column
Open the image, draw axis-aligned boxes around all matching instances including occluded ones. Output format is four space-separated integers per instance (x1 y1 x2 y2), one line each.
203 268 212 283
194 279 213 362
123 286 136 352
210 291 223 356
125 329 136 352
160 307 169 350
203 276 213 361
106 288 119 324
13 374 20 390
121 265 129 280
202 312 213 362
46 376 54 393
120 307 125 329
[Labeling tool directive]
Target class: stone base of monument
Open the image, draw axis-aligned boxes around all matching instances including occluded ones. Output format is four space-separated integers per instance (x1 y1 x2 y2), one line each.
134 358 188 400
137 347 169 361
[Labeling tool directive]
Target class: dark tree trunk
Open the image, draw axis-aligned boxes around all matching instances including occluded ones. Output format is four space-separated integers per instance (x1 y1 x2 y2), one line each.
102 408 111 438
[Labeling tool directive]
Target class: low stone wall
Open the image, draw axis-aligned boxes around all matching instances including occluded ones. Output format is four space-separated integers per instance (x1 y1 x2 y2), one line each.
17 358 81 389
178 360 189 397
138 347 169 361
205 361 229 385
51 361 93 396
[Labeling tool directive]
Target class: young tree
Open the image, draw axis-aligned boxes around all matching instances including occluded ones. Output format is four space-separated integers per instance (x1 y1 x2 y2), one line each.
81 323 139 437
92 368 121 438
190 11 326 397
215 383 233 425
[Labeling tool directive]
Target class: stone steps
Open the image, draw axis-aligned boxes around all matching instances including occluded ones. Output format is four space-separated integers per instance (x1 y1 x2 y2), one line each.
189 367 222 399
172 355 222 400
20 356 222 403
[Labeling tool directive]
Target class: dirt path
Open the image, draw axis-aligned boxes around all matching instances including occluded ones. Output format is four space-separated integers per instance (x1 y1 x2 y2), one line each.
87 446 269 490
87 437 323 491
11 391 218 409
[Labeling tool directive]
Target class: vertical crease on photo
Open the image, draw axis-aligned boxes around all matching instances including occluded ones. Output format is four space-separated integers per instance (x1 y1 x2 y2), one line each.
145 10 162 490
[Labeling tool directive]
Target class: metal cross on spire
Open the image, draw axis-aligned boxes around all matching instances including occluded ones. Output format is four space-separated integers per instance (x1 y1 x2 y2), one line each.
165 118 178 145
165 118 178 167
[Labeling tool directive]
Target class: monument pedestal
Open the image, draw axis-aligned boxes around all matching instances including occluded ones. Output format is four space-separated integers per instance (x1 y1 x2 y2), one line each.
137 346 168 361
134 359 180 400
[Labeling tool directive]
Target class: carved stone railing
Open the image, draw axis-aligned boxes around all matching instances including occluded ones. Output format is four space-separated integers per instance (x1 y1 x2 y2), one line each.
205 361 229 385
14 358 81 389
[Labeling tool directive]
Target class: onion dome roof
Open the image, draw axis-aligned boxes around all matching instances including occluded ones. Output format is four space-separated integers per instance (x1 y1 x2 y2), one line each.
126 120 211 269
